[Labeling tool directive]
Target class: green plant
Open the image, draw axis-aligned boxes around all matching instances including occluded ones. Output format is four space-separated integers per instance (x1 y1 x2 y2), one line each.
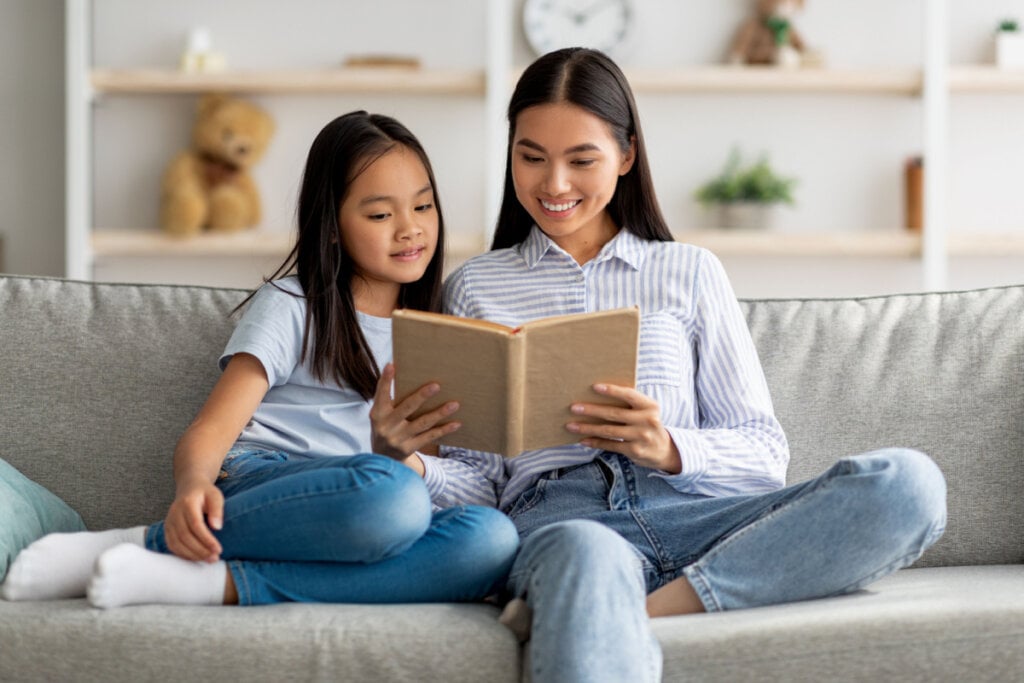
695 150 796 206
998 19 1019 33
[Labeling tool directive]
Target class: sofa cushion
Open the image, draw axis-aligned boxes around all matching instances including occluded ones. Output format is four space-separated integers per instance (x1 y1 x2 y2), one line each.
741 286 1024 568
652 564 1024 682
0 457 86 580
0 276 246 532
0 600 520 683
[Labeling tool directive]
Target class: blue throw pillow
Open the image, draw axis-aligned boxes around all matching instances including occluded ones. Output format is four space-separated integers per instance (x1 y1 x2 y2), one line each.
0 457 86 581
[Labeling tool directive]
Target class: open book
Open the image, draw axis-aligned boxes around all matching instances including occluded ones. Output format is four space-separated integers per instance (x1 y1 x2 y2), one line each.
392 307 639 456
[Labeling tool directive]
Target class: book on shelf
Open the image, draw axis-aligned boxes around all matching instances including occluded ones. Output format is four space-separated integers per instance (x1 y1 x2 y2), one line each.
392 307 640 456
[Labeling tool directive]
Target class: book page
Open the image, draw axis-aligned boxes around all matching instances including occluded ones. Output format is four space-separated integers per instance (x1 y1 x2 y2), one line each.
392 310 515 454
520 308 639 452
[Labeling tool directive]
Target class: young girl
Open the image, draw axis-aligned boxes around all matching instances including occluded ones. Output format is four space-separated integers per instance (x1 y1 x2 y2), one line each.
418 49 948 683
2 111 518 608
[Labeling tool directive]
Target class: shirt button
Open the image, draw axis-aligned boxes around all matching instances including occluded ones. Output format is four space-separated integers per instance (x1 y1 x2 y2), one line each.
575 274 584 283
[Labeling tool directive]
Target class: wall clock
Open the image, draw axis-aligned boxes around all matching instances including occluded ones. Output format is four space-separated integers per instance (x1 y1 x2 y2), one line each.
522 0 634 57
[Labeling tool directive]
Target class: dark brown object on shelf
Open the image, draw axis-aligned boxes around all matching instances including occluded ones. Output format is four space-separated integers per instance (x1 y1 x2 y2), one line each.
905 156 923 232
343 55 421 69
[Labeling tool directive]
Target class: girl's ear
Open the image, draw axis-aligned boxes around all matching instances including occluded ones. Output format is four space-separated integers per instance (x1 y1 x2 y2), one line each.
619 136 637 176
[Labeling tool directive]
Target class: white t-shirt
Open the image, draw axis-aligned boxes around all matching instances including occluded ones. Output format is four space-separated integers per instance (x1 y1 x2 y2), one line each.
220 276 392 458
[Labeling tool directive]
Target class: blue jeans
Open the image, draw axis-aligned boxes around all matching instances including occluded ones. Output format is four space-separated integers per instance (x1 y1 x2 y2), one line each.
507 448 947 683
145 447 518 606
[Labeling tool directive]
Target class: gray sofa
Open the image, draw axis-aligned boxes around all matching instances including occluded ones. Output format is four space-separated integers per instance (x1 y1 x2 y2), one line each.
0 273 1021 682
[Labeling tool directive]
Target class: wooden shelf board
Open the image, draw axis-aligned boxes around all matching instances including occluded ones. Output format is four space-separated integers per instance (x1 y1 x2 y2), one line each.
91 229 487 259
946 232 1024 255
949 66 1024 92
676 229 1024 257
91 229 294 257
624 66 922 95
90 229 1024 260
674 230 923 256
90 68 486 95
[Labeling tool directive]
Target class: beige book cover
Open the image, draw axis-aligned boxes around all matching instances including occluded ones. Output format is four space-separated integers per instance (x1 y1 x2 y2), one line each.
392 307 639 456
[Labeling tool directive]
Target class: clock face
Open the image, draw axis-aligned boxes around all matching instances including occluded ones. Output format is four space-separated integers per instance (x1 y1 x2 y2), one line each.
523 0 634 57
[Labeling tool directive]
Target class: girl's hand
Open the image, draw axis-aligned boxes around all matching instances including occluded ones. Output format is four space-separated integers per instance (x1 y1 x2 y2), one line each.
164 478 224 562
566 383 682 474
370 363 461 467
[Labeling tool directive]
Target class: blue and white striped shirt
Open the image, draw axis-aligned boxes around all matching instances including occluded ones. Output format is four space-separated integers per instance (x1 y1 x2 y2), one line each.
420 226 788 512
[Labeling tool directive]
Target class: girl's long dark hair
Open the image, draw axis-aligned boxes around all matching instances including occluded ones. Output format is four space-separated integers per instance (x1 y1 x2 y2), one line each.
238 111 445 400
492 47 672 250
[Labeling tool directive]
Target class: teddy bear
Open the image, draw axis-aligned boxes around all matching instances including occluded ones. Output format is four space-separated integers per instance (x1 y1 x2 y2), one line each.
728 0 807 68
160 94 275 236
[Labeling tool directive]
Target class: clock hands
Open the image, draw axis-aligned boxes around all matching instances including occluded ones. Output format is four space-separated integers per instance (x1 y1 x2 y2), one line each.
566 0 623 26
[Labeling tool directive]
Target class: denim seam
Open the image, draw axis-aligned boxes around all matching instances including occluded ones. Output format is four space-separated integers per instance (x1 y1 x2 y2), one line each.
682 564 722 612
228 560 252 606
507 479 548 519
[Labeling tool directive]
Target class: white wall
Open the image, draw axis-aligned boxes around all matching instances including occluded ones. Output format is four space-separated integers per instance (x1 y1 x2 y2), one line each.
4 0 1024 296
0 0 64 277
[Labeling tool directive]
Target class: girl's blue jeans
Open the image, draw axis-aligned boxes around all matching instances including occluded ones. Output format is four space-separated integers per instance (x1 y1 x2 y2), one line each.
507 448 948 683
144 447 518 606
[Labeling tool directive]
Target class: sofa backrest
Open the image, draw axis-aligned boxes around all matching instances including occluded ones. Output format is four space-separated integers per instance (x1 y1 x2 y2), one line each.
0 275 1021 568
741 286 1024 568
0 276 245 535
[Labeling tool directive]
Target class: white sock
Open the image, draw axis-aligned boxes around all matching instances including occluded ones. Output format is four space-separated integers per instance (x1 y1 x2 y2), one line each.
1 526 147 601
87 544 227 609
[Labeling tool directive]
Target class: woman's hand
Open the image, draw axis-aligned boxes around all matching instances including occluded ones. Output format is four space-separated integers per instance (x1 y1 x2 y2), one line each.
164 477 224 562
370 363 461 471
566 383 682 474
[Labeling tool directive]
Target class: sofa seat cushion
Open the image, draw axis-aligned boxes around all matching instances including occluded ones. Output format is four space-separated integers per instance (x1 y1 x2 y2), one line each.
653 565 1024 682
0 601 519 683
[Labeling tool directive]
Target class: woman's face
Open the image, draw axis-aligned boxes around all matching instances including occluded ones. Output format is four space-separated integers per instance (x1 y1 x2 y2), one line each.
511 102 635 258
338 145 438 314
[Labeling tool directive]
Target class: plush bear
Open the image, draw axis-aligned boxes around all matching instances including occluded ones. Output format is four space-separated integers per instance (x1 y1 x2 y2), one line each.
728 0 806 68
160 94 275 236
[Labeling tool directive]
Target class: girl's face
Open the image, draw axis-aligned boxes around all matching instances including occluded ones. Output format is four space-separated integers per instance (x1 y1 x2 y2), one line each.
338 145 438 314
511 102 635 259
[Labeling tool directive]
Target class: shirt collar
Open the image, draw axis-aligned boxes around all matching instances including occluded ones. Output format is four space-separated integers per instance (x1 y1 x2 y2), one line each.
520 225 647 271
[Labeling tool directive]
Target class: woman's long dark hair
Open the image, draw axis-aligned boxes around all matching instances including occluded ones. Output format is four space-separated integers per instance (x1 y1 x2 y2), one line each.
492 47 672 250
239 111 445 400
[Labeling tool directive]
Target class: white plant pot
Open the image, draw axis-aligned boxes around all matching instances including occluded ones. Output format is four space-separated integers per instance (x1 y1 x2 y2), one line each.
716 203 777 230
996 32 1024 68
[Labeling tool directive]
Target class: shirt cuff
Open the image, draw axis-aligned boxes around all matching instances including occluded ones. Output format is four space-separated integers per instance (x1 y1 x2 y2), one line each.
657 427 709 487
417 452 448 501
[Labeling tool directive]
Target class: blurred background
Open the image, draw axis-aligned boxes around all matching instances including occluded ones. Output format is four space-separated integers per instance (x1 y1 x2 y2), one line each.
3 0 1023 297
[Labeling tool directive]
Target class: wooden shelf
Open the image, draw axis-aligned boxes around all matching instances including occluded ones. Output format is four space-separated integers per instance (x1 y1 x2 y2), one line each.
90 67 486 95
91 229 487 260
91 229 1024 261
946 232 1024 255
91 229 294 257
90 65 1024 99
674 230 922 256
624 66 922 95
92 66 929 98
675 229 1024 257
949 66 1024 92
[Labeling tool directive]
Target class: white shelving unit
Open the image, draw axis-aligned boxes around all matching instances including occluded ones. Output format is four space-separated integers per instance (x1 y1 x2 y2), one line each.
65 0 513 281
67 0 1024 290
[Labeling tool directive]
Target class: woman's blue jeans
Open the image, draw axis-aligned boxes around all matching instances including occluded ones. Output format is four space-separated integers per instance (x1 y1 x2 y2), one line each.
507 448 948 683
145 447 519 606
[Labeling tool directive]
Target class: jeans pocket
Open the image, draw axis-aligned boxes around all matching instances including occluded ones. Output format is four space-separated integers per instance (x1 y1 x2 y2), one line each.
507 478 549 520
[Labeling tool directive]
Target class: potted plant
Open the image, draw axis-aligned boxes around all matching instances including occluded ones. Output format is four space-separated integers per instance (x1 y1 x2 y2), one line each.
995 19 1024 68
694 150 796 230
